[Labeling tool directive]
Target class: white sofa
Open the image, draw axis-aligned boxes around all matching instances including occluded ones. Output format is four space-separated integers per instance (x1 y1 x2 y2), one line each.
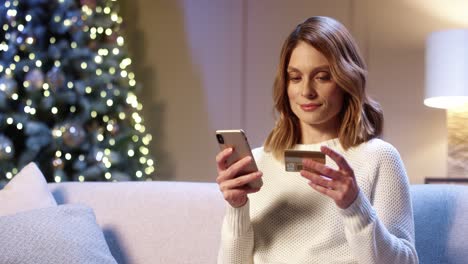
48 182 468 264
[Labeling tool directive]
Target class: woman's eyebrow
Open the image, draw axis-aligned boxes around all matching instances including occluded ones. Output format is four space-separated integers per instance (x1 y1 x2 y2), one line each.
313 65 330 72
287 66 301 73
287 65 330 74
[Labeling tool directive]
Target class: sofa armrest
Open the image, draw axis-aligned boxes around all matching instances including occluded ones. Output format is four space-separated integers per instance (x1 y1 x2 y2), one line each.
411 184 468 264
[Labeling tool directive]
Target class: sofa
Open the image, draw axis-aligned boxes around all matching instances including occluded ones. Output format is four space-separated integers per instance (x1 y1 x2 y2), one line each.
1 163 467 263
47 181 468 264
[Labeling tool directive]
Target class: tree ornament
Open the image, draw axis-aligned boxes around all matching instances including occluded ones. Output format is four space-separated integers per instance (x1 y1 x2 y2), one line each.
85 120 100 133
6 9 17 23
53 158 65 170
107 150 122 165
25 69 45 91
46 67 66 92
88 40 97 51
16 35 25 45
0 76 18 97
80 0 96 9
72 157 87 171
110 122 120 136
88 147 105 164
62 123 86 148
73 80 87 95
40 95 54 110
48 44 62 60
107 32 119 43
32 25 46 45
0 134 14 160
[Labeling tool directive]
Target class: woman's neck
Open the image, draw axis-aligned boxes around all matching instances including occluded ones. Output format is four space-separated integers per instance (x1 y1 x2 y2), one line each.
300 120 339 144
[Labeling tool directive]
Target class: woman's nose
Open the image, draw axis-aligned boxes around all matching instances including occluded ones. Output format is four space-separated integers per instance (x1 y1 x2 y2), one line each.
301 80 317 98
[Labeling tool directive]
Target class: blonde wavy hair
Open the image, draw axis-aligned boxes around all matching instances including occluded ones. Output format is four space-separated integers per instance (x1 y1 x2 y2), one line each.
264 16 383 159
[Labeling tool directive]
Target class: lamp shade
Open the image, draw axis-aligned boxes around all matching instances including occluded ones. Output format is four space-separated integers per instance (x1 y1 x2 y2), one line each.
425 29 468 109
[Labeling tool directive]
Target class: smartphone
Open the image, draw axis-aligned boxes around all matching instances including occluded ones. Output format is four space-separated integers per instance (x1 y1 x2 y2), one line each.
215 129 263 189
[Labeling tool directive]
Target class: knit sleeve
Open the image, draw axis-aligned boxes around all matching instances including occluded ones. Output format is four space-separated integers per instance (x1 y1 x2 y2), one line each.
340 143 419 264
217 200 254 264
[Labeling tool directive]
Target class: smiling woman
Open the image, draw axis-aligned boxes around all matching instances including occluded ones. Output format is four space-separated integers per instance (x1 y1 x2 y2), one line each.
264 16 382 159
286 41 344 143
215 16 419 263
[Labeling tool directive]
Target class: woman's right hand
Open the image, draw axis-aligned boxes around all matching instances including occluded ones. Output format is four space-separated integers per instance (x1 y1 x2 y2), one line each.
216 148 263 208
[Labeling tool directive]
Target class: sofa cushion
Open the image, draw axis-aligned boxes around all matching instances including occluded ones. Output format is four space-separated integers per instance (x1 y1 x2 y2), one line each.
0 204 117 264
0 163 117 264
0 162 57 216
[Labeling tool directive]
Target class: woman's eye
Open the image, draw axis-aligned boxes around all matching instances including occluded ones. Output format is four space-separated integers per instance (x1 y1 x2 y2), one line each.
316 74 331 81
288 76 301 82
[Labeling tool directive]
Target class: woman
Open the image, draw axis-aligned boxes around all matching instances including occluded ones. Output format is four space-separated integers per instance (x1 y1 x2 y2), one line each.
216 16 418 263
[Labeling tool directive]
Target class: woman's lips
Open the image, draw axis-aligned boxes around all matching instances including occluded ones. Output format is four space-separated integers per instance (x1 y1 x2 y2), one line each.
300 103 321 111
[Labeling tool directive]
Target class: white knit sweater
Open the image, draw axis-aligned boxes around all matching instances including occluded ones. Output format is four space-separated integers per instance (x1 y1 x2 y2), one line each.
217 138 419 264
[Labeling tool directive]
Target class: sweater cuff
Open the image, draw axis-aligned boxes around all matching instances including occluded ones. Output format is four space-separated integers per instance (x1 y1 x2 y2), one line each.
339 190 376 233
225 200 251 236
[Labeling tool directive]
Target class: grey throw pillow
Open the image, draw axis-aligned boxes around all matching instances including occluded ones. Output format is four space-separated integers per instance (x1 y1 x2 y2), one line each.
0 162 57 217
0 204 117 264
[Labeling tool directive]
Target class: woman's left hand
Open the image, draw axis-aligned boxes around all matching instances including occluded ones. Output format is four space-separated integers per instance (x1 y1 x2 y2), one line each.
300 145 359 209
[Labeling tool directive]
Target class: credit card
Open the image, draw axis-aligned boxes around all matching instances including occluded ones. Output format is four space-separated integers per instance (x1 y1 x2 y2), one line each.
284 150 326 172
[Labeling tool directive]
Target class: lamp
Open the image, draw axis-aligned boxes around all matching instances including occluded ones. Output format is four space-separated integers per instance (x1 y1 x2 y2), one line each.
425 29 468 177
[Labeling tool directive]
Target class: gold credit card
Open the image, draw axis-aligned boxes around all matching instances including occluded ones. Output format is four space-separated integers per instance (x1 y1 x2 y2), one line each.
284 150 326 172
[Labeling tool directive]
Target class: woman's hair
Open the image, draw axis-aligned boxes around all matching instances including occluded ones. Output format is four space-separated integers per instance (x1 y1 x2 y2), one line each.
264 16 383 159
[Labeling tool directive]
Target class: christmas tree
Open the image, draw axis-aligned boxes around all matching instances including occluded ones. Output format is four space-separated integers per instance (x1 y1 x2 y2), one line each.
0 0 155 183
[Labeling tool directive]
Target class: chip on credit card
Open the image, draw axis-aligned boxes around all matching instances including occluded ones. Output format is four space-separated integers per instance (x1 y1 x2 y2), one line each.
284 150 326 172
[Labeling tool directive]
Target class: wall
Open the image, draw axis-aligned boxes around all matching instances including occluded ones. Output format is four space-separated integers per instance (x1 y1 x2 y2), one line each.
120 0 244 181
120 0 468 183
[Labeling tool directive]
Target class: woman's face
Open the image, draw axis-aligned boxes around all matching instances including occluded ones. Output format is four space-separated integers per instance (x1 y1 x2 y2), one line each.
287 41 344 134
